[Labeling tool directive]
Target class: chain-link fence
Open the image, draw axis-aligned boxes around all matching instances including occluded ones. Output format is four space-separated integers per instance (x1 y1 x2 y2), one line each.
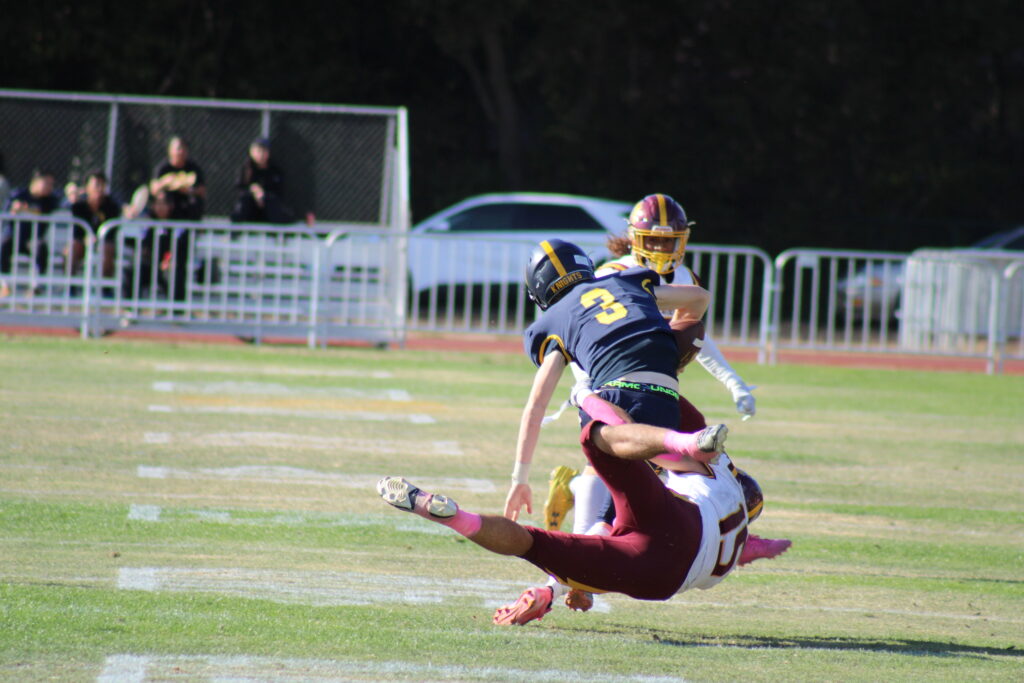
0 89 409 228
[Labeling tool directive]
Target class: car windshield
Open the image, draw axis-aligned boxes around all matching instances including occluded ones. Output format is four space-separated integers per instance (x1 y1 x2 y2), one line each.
447 203 605 232
971 229 1024 250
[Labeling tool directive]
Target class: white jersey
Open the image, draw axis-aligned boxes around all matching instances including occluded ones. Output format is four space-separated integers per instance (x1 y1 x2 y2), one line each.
663 453 749 593
595 253 699 287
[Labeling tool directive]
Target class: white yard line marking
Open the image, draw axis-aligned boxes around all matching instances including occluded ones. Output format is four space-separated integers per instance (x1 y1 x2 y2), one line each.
150 380 411 402
97 654 148 683
99 654 681 682
138 431 461 455
126 504 161 522
136 466 168 479
135 465 496 493
124 505 453 536
154 362 393 379
116 567 528 606
146 404 435 424
110 561 1024 629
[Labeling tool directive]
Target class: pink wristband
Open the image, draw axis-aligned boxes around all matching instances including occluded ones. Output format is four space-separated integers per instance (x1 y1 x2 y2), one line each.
581 394 627 426
662 430 697 458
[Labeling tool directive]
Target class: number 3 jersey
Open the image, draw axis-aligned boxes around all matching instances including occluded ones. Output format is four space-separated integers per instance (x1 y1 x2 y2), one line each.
664 453 750 593
523 267 678 388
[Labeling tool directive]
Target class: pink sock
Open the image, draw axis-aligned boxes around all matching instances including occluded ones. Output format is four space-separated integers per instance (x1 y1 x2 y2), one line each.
441 509 483 537
412 491 482 537
662 431 699 458
580 394 627 426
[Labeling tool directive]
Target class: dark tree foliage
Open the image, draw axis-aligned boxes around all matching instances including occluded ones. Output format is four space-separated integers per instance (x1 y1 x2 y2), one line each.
3 0 1023 254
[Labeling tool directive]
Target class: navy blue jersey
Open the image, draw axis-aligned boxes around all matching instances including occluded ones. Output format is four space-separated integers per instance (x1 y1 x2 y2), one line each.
524 267 678 388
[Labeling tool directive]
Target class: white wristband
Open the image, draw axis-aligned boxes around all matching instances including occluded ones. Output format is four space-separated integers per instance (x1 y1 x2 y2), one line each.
511 461 530 485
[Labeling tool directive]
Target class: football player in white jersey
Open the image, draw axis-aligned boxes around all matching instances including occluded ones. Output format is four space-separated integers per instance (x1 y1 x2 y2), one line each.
378 392 764 623
597 193 756 419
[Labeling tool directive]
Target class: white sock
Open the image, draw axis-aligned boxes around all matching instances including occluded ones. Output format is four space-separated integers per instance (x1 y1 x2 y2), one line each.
569 473 610 535
544 577 569 600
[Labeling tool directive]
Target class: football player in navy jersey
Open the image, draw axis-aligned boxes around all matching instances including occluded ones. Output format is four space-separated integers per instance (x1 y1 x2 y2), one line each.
503 239 722 523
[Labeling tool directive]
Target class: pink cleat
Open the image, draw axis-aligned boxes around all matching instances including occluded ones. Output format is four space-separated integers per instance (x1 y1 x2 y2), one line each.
564 588 593 612
738 534 792 566
492 586 554 626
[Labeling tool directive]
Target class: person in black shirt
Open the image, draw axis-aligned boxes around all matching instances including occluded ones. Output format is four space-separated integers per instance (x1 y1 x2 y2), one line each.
149 136 206 301
150 136 205 221
69 170 121 277
1 170 59 296
230 137 294 224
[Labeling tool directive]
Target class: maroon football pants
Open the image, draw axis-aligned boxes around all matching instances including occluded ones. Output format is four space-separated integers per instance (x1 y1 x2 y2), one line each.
518 420 703 600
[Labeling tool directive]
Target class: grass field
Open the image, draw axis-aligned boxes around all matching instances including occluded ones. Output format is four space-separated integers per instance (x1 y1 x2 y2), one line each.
1 334 1022 682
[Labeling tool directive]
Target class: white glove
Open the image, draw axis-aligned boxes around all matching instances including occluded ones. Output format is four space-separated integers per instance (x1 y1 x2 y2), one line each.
568 361 594 408
731 385 757 421
569 377 595 409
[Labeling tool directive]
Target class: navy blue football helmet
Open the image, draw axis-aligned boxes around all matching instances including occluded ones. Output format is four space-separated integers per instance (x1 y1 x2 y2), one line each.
525 239 595 310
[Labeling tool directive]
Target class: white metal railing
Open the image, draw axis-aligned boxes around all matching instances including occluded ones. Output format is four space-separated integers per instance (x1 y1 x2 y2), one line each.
93 219 331 344
899 251 1002 373
900 249 1024 373
1002 261 1024 368
770 249 909 362
685 245 774 363
5 225 1023 373
771 247 1024 374
404 238 773 357
0 212 95 337
317 228 406 347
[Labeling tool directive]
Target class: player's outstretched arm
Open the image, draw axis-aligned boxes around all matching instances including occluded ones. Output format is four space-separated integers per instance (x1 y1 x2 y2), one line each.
652 284 710 319
504 351 566 521
589 419 728 468
696 335 756 420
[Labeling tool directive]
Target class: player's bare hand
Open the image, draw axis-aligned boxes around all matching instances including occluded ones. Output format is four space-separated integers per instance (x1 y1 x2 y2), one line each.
503 483 532 521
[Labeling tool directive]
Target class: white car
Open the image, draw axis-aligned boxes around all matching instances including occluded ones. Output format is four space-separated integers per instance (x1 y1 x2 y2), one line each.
406 193 632 296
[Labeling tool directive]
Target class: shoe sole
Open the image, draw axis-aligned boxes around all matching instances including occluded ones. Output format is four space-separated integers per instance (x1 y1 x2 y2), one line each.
378 476 417 511
377 476 457 518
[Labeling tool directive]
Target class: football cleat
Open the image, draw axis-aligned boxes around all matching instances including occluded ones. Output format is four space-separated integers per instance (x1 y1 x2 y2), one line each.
738 534 792 566
492 586 554 626
564 589 593 612
376 476 457 518
543 466 578 531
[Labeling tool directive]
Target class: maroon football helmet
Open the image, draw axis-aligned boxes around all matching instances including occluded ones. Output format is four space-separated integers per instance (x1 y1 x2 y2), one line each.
734 468 764 523
627 193 693 274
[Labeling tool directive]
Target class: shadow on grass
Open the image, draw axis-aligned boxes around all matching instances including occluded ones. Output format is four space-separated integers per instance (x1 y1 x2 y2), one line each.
557 625 1020 660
